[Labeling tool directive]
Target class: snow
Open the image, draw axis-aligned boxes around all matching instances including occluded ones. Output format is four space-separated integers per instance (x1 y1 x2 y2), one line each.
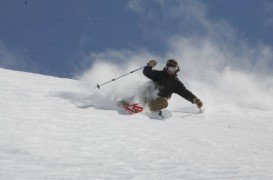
0 67 273 179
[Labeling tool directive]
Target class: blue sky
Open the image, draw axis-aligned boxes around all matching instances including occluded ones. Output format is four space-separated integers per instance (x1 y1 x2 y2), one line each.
0 0 272 78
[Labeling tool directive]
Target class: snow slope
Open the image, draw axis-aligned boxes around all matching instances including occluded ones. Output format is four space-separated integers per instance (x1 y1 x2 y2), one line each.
0 67 273 179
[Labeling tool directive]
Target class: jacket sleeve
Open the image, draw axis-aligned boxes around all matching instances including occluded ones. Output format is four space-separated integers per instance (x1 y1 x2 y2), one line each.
174 80 196 103
143 65 160 81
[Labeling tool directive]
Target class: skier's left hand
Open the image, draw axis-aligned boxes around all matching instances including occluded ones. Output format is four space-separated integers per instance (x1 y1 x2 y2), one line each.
193 97 203 109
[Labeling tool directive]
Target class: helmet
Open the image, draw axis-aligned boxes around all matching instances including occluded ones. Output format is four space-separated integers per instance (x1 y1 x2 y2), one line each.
165 59 180 74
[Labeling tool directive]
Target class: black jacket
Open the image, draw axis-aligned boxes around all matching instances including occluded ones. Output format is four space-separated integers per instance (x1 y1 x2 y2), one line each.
143 65 196 103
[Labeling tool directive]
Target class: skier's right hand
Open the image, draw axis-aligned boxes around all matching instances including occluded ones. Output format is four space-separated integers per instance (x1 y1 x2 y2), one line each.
147 60 157 68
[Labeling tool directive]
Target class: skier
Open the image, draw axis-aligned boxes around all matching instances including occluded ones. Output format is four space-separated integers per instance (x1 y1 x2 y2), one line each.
143 59 203 112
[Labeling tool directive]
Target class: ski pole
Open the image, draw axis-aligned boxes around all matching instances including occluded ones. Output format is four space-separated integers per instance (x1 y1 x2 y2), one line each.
95 65 147 89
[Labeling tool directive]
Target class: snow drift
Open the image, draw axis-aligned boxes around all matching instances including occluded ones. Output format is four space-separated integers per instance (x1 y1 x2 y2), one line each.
80 36 273 113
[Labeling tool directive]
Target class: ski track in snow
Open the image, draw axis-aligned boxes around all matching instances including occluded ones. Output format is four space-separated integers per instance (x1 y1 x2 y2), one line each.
0 68 273 179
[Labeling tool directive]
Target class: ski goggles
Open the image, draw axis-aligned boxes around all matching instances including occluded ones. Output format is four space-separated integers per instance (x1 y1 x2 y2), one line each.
166 66 179 74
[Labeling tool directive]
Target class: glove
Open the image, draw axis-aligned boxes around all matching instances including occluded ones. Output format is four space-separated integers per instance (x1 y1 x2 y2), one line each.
147 60 157 68
193 97 203 109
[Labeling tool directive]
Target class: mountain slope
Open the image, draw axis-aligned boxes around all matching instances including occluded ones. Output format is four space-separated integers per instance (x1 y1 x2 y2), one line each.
0 68 273 179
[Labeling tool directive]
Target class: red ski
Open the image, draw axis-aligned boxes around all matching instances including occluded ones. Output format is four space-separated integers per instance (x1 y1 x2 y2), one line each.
117 100 144 114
